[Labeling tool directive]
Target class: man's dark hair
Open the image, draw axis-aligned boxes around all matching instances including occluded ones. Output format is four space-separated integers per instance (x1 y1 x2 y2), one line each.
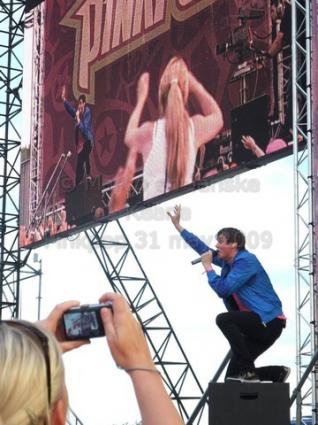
216 227 246 250
78 94 86 103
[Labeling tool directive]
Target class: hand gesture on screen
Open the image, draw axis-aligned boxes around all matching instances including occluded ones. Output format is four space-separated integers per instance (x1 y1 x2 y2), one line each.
187 70 224 148
108 167 128 214
61 85 66 102
108 149 137 214
75 109 81 123
241 135 257 151
188 70 199 93
241 135 265 158
137 72 150 105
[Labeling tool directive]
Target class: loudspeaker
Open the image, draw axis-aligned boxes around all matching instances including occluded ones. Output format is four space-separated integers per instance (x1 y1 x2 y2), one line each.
209 383 290 425
65 176 103 225
231 95 270 164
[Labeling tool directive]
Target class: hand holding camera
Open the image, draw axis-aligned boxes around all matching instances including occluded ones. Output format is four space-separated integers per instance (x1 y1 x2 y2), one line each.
99 292 154 370
38 293 154 370
36 293 183 425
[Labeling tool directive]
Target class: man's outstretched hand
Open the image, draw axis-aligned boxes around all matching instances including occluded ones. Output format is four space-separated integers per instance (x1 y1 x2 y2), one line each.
167 205 184 233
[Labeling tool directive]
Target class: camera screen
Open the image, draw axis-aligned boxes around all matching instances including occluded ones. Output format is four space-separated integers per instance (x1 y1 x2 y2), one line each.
63 310 104 339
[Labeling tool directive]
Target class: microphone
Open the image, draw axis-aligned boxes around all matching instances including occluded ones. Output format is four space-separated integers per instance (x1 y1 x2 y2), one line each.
191 250 219 265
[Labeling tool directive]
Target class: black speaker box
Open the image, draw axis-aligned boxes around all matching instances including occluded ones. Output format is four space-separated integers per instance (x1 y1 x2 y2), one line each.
209 382 290 425
231 95 270 164
64 176 103 225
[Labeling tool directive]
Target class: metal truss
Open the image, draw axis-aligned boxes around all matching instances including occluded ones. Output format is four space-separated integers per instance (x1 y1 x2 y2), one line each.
292 1 316 423
272 3 292 131
67 408 84 425
29 3 44 228
0 0 45 315
276 43 291 125
85 220 205 423
0 0 25 318
0 3 84 423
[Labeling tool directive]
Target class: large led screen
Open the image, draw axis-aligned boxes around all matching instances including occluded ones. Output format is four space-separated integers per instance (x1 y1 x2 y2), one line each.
20 0 298 248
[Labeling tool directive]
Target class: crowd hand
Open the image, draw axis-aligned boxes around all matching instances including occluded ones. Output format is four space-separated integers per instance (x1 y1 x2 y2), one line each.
167 204 182 229
75 109 81 122
37 301 90 353
137 72 150 104
241 135 257 151
99 292 154 370
108 149 137 214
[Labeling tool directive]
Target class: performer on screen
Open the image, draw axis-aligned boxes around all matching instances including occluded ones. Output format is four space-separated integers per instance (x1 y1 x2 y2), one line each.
108 57 223 212
126 57 223 199
167 205 290 383
61 85 94 186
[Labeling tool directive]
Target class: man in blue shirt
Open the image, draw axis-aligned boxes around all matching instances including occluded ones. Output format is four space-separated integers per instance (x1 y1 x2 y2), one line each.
168 205 289 383
61 86 94 186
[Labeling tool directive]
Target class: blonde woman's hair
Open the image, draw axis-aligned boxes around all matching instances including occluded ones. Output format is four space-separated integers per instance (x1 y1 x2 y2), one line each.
158 57 190 190
0 321 65 425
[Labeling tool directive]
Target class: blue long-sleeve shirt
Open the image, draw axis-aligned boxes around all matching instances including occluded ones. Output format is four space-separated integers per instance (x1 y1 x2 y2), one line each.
64 100 94 145
181 229 283 324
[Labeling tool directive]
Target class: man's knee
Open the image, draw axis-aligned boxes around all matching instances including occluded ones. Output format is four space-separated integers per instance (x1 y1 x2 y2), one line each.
216 312 231 329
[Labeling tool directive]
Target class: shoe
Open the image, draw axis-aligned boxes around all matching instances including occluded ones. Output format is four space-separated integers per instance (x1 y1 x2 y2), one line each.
277 366 291 383
226 370 260 383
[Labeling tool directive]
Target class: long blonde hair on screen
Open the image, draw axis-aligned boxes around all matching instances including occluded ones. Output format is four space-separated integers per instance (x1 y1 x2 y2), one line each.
0 321 65 425
158 57 190 190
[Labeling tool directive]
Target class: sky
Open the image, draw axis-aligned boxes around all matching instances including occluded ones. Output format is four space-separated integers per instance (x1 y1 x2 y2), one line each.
18 154 301 425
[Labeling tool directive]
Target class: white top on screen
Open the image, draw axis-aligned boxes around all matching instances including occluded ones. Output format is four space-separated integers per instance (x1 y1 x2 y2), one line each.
143 118 196 200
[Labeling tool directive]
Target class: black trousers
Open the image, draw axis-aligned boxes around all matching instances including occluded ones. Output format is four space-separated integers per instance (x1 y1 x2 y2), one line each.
216 311 285 380
76 140 92 186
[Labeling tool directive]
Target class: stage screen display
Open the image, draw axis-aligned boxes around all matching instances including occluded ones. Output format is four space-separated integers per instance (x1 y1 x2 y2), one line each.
20 0 297 248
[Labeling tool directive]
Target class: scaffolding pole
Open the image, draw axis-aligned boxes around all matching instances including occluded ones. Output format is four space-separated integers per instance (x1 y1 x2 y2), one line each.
292 1 316 423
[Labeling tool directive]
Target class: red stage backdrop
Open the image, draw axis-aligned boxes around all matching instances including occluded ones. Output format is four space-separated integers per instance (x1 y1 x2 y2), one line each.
21 0 294 248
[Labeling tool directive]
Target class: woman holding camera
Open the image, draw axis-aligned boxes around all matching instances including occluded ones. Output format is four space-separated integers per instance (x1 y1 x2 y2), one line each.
0 293 183 425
